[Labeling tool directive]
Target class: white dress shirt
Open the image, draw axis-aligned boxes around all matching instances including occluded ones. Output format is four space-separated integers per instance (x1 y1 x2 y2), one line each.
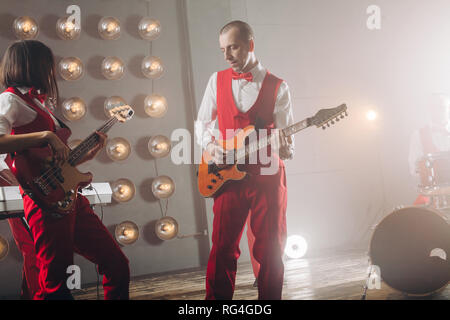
195 62 295 157
0 87 60 170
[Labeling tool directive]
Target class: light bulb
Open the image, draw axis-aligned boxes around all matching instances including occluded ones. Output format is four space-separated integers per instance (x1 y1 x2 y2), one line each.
148 135 171 158
115 221 139 245
98 17 121 40
106 137 131 161
155 217 179 240
13 16 39 40
101 57 124 80
59 57 83 81
61 97 86 121
152 176 175 199
144 94 168 118
111 178 135 202
141 56 164 79
56 16 80 40
138 17 161 40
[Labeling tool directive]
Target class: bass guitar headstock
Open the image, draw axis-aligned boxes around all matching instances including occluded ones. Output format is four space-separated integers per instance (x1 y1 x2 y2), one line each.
109 105 134 122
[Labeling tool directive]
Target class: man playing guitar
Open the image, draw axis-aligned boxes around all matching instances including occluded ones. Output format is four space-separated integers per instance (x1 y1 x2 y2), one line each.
195 20 295 299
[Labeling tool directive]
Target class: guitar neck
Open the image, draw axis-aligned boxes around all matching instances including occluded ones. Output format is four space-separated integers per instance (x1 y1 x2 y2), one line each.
68 116 119 166
236 118 311 162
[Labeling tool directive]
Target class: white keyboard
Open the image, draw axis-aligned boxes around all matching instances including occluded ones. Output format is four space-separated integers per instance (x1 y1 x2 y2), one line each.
0 183 112 212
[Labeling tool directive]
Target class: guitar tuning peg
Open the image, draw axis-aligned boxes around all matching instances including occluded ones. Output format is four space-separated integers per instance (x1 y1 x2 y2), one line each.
344 111 348 116
335 117 340 122
340 114 344 119
327 122 330 127
331 120 335 125
322 126 326 130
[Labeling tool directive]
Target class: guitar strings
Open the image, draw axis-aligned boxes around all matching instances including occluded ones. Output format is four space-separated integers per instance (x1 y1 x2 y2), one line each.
36 116 119 188
37 118 114 185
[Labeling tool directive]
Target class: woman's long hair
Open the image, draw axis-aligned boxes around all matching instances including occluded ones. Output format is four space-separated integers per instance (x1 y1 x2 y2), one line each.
0 40 59 104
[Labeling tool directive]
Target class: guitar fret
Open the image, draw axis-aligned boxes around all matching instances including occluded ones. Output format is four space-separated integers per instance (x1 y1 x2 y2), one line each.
69 116 119 165
236 119 311 163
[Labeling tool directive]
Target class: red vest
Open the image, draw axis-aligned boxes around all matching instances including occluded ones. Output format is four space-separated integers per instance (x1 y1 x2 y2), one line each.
4 87 60 134
2 87 68 170
216 68 283 174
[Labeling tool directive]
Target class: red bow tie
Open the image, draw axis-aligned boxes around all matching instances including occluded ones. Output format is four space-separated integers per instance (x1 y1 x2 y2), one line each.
28 87 47 103
231 71 253 82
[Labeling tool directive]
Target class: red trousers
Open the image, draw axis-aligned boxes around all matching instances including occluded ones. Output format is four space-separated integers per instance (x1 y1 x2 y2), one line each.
23 193 130 300
246 216 260 280
7 218 40 299
206 167 287 300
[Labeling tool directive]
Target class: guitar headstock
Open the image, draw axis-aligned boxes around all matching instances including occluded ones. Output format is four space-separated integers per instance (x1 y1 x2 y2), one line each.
310 103 348 129
109 105 134 122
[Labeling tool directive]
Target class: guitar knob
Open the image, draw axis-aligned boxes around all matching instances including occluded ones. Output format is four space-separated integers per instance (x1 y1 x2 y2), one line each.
211 179 217 183
57 201 63 207
207 185 213 189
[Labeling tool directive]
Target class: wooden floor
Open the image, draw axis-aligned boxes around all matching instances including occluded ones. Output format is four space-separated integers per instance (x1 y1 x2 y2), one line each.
72 249 450 300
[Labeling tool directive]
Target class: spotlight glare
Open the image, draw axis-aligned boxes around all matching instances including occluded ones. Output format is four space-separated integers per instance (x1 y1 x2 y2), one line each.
284 235 308 259
366 110 377 121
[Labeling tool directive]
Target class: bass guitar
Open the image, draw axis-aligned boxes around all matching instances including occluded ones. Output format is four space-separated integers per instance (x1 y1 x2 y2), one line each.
11 105 134 214
198 103 348 197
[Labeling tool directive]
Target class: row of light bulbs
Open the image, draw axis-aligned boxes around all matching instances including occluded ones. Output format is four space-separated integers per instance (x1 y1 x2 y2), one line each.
114 215 179 246
0 215 178 256
68 134 170 162
13 16 161 41
111 175 175 202
61 95 168 122
59 55 164 80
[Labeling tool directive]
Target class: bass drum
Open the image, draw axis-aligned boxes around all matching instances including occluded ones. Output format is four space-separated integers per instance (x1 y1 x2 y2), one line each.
370 206 450 295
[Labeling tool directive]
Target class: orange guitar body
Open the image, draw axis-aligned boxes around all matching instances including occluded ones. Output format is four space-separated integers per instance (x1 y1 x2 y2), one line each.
198 125 256 197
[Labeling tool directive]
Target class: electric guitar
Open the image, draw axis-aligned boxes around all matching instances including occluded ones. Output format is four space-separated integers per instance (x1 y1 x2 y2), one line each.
12 105 134 214
198 103 348 197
